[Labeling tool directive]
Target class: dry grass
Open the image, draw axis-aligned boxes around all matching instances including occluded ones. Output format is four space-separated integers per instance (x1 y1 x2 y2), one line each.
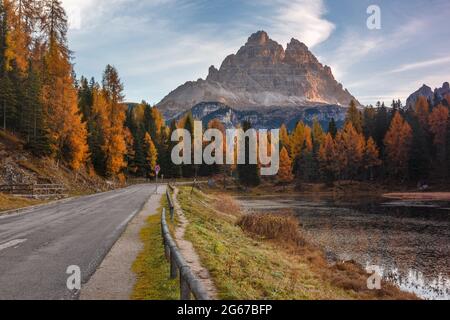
0 193 44 213
177 187 419 300
237 212 306 247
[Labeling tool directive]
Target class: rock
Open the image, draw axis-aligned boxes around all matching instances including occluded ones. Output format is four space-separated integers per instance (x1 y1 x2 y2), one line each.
406 82 450 109
157 30 359 121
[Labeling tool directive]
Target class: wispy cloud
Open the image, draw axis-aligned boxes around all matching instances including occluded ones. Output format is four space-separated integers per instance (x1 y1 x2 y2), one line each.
388 56 450 74
266 0 335 47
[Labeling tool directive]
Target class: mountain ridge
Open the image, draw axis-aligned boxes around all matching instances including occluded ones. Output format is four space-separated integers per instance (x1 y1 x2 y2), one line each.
157 31 358 120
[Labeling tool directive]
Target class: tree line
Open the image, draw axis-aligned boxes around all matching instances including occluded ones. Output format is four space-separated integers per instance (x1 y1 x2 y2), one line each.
277 97 450 187
1 1 449 186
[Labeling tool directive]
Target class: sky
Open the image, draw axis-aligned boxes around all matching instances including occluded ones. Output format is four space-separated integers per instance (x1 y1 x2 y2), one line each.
63 0 450 106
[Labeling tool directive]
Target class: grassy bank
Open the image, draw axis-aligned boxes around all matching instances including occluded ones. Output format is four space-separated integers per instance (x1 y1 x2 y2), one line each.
177 186 417 300
0 193 45 213
131 198 179 300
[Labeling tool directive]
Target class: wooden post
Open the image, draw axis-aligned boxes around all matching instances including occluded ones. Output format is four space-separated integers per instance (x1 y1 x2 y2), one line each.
170 252 178 279
164 244 170 261
180 273 191 300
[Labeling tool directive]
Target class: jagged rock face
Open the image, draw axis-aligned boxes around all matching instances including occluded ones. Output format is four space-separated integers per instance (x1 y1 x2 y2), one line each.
406 82 450 109
157 31 358 120
177 102 347 131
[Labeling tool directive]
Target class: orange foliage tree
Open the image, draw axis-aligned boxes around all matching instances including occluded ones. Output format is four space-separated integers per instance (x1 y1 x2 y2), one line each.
415 96 430 129
278 147 293 184
384 112 413 178
335 122 365 179
428 104 449 164
319 133 338 182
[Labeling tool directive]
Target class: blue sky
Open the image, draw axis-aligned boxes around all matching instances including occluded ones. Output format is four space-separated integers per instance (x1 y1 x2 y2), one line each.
63 0 450 106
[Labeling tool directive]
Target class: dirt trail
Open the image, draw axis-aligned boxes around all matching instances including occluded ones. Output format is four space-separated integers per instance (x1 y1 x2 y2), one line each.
172 187 218 299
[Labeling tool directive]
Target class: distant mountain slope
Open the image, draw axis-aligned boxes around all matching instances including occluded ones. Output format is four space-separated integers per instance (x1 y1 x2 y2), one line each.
406 82 450 109
174 102 346 131
157 31 358 121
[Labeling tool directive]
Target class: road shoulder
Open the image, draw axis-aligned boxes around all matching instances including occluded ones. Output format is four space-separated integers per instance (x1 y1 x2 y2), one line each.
80 189 163 300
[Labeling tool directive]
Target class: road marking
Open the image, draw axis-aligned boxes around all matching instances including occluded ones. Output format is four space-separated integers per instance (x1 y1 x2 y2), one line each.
0 239 27 252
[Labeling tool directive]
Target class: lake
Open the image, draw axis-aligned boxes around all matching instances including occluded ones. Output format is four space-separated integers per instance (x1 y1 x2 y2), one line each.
237 194 450 300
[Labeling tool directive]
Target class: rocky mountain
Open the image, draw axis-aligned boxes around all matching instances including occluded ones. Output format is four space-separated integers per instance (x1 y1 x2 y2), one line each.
157 31 358 126
176 102 346 131
406 82 450 109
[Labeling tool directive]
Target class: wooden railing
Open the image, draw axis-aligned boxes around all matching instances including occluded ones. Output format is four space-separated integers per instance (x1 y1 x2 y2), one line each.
0 184 67 198
161 188 210 300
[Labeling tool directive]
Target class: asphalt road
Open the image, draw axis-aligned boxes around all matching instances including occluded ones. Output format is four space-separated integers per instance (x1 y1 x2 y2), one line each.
0 184 159 300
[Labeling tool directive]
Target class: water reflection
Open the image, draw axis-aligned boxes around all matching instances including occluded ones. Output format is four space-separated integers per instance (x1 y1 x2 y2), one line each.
238 194 450 300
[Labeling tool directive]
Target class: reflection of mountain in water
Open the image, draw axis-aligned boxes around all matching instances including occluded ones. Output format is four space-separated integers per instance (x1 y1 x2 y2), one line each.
238 195 450 300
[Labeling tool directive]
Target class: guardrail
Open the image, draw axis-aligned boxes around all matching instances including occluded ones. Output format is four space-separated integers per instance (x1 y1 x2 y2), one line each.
161 191 210 300
166 185 175 221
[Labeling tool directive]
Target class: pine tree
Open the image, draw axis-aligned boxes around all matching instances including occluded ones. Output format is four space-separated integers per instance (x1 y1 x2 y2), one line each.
345 99 363 133
238 121 260 187
374 103 390 152
384 112 413 179
278 147 293 184
0 73 15 130
182 112 196 178
327 118 337 138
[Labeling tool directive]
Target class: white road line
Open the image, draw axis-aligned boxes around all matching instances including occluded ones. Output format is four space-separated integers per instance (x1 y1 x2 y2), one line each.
0 239 27 252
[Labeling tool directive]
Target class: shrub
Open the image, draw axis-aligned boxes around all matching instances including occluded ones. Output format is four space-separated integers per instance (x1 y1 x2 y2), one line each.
237 212 306 247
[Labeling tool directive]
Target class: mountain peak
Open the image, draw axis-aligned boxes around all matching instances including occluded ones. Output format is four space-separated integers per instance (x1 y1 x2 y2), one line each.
157 31 359 119
247 30 269 45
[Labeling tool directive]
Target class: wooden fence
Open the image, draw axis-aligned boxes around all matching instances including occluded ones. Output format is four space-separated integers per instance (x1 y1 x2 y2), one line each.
0 184 67 198
161 186 210 300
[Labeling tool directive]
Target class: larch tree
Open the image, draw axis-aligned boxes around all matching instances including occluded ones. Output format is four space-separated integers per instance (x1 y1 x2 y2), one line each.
384 112 413 178
289 121 306 160
415 96 430 129
345 99 363 134
143 132 158 178
428 104 449 167
279 124 290 153
40 0 88 169
335 122 365 179
278 147 293 184
364 137 381 180
100 65 127 177
312 117 325 146
319 133 338 183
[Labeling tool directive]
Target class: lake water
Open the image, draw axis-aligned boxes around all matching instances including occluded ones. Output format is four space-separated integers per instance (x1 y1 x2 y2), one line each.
237 194 450 300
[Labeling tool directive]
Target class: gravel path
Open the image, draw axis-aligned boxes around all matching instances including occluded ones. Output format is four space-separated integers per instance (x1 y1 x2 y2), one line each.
172 187 218 299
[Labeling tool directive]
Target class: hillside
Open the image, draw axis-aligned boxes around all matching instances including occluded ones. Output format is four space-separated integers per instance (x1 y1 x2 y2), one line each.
0 130 112 211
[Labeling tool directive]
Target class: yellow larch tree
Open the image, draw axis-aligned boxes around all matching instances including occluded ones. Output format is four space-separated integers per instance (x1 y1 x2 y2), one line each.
278 147 293 184
384 112 413 178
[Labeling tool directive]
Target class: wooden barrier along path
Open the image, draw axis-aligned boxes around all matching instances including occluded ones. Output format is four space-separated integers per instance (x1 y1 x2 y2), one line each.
161 185 210 300
0 184 67 198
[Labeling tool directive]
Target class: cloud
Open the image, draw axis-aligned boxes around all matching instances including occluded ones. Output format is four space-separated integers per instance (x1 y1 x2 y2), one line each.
267 0 335 47
388 56 450 74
